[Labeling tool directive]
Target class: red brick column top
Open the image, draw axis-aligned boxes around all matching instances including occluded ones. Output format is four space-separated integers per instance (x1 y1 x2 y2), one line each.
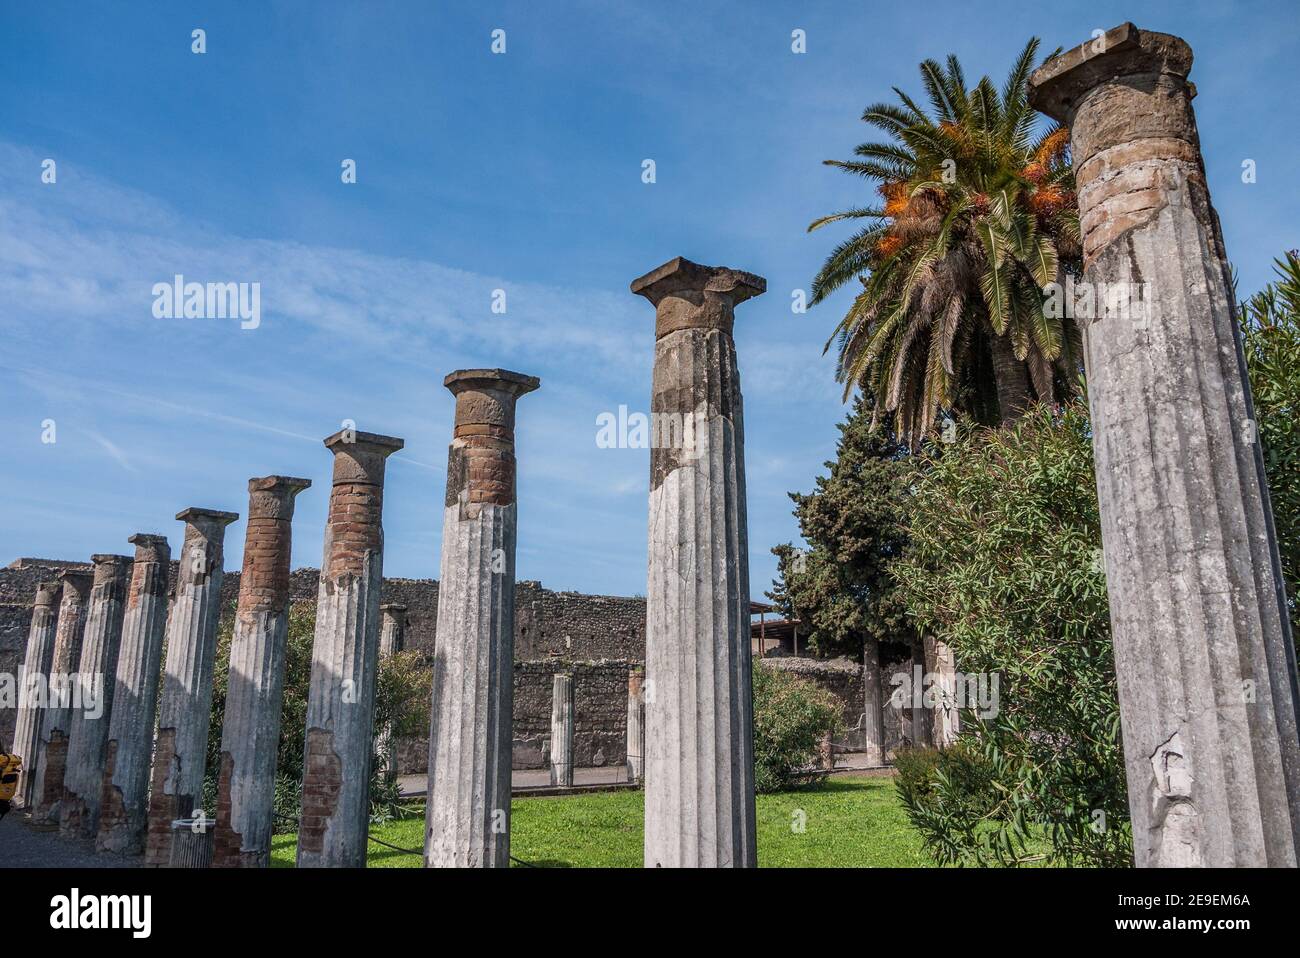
125 534 171 608
321 431 403 579
33 581 61 609
238 476 311 614
443 369 539 511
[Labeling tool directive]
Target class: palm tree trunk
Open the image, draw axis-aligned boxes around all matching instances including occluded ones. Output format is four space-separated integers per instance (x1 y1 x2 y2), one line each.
989 331 1031 423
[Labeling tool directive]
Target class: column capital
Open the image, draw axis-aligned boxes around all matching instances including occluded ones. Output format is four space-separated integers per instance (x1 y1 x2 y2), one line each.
34 580 61 608
90 554 132 584
631 256 766 339
1029 24 1193 124
323 431 404 485
247 475 312 519
57 569 94 597
445 369 540 438
176 507 240 528
380 602 408 616
127 533 171 563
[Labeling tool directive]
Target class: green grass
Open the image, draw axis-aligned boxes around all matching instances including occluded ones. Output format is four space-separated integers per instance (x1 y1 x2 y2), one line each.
270 776 942 868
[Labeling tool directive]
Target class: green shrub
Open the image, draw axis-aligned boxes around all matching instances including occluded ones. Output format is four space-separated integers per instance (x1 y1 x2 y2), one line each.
892 404 1131 866
751 663 842 793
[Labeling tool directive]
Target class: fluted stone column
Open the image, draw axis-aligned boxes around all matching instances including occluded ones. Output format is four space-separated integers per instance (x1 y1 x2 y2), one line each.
1030 23 1300 867
632 256 763 868
550 673 574 787
909 642 931 749
862 638 884 765
144 508 237 867
379 603 408 658
425 368 539 868
374 602 408 782
13 581 60 811
30 570 93 825
626 666 645 785
97 535 171 855
298 431 403 868
60 554 130 839
212 476 311 868
926 636 962 747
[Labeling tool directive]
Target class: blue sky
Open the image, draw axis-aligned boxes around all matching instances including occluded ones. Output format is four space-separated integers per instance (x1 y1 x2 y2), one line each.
1 1 1297 598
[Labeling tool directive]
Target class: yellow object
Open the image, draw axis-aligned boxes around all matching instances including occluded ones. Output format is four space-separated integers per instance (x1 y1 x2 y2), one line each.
0 753 21 802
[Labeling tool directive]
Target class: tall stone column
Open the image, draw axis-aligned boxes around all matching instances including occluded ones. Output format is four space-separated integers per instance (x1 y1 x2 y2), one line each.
425 368 538 868
60 554 130 839
212 476 311 869
298 430 403 868
97 534 171 855
862 637 884 766
626 666 645 785
908 642 931 749
926 636 962 747
144 508 238 867
30 570 93 825
379 603 408 658
13 581 60 811
550 672 574 787
631 256 763 868
1030 24 1300 866
374 602 408 782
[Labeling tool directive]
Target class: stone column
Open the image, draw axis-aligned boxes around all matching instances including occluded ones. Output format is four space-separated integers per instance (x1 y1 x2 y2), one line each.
862 637 884 766
550 673 574 787
13 581 60 811
626 666 645 785
1030 23 1300 867
298 430 403 868
60 554 130 839
379 603 408 658
30 570 93 825
374 602 408 783
144 508 238 867
425 368 538 868
909 642 931 749
97 535 171 855
212 476 311 869
632 256 764 868
926 636 962 747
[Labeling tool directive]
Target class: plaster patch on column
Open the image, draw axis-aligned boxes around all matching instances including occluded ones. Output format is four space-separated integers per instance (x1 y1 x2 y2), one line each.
1148 729 1202 867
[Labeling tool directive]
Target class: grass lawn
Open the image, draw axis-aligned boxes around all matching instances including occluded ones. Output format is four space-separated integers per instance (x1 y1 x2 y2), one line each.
270 776 940 867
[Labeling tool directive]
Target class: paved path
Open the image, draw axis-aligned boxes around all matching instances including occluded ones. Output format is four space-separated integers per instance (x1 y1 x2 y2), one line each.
0 813 140 868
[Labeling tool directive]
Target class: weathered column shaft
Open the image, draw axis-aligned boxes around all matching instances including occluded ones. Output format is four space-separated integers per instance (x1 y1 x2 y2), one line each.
862 637 884 765
298 431 403 868
626 666 645 785
97 535 171 855
926 636 962 747
30 571 93 825
212 476 310 868
632 257 764 868
13 581 60 810
60 554 130 838
144 508 238 867
550 672 574 787
426 368 538 868
1031 23 1300 866
909 642 931 748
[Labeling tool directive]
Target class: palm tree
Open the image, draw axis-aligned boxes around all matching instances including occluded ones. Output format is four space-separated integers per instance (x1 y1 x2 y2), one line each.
809 39 1083 445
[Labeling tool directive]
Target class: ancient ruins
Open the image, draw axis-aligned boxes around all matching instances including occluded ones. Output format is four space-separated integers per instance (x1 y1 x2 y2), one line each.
2 25 1298 870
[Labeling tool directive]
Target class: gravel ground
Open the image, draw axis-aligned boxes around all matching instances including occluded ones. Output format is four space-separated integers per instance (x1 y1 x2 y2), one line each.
0 812 141 868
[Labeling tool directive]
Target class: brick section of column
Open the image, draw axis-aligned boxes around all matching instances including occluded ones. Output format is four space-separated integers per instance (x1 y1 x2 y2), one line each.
626 666 645 785
298 431 403 868
1031 24 1300 866
426 369 538 868
13 581 60 810
144 508 237 867
30 570 93 825
96 534 171 855
60 554 130 839
632 257 764 868
212 476 311 868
